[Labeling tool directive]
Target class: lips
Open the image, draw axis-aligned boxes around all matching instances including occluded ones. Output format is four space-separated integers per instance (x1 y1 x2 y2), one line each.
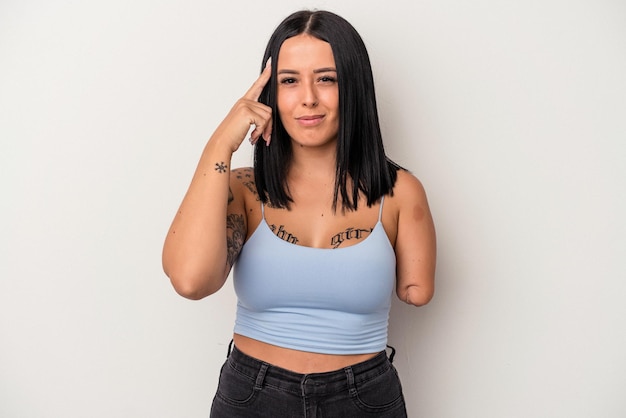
296 114 325 126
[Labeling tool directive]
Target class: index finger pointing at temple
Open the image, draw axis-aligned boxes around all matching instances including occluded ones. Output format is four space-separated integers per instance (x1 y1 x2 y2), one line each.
243 59 272 102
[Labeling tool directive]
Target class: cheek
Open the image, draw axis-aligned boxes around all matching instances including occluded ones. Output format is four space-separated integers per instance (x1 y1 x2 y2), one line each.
321 90 339 112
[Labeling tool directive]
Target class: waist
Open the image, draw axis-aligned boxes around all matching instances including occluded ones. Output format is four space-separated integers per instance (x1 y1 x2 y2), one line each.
233 334 380 374
226 341 392 395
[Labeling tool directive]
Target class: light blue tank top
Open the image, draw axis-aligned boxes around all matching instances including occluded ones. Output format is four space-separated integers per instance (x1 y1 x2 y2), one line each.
233 197 396 354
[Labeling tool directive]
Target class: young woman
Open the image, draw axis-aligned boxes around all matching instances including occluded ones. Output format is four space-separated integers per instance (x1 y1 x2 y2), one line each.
163 10 436 417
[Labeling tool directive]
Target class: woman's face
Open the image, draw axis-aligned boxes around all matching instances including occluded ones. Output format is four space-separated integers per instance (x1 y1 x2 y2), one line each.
276 34 339 150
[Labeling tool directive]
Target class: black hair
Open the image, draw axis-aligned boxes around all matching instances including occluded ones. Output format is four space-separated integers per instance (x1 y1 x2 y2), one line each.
254 10 400 212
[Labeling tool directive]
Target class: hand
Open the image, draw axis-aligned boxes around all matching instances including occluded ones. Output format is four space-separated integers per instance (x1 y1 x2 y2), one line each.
213 60 273 152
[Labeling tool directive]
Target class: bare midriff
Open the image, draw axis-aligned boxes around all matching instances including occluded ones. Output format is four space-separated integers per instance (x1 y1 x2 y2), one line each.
233 334 379 374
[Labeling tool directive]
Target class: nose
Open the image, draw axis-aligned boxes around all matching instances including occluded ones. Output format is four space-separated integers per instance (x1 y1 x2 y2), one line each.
302 80 319 107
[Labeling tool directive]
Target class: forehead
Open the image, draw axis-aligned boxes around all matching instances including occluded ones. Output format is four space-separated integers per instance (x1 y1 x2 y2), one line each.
277 34 335 68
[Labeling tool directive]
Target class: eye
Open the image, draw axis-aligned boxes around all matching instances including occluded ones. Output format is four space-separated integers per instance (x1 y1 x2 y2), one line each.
279 77 297 85
318 76 337 83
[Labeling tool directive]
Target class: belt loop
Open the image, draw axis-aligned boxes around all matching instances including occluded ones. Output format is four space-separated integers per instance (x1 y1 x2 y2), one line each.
386 344 396 363
254 363 269 390
344 366 357 396
226 339 234 358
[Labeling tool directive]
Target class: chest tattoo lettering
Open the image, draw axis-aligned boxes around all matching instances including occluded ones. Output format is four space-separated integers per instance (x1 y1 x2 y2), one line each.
330 227 374 249
269 224 299 245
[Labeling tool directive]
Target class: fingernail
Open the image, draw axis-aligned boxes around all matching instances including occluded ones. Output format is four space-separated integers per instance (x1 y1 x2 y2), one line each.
265 57 272 68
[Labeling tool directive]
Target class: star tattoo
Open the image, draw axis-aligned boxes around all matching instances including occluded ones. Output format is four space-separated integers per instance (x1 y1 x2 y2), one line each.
215 162 228 173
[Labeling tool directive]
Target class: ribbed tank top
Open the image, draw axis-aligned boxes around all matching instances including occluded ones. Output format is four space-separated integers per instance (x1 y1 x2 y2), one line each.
233 197 396 354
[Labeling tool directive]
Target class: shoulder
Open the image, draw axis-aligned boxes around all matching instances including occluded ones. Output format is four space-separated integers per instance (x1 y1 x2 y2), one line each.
231 167 255 183
380 169 432 248
230 167 258 196
389 169 429 209
386 169 433 238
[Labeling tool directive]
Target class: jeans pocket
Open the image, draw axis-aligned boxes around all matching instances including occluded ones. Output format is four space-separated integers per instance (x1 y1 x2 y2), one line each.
215 361 259 406
351 364 406 414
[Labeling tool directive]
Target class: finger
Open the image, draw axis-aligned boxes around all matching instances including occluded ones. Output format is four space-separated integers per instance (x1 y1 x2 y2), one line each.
245 102 272 139
249 124 265 143
262 117 273 146
243 58 272 102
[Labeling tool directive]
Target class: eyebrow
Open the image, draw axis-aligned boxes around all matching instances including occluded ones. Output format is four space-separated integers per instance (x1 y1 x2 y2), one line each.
277 67 337 74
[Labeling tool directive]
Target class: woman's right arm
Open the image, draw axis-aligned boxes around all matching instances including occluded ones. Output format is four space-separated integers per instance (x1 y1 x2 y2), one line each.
162 63 272 300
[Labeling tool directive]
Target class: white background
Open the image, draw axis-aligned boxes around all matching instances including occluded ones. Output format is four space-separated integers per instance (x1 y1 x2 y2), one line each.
1 0 625 417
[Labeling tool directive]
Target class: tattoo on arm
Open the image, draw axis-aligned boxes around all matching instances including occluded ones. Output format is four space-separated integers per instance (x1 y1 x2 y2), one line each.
226 214 245 269
215 162 228 173
268 224 299 245
243 181 259 201
235 169 260 201
330 227 373 249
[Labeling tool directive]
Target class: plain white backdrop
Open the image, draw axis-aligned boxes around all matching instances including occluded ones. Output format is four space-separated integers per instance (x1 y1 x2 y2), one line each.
1 0 625 416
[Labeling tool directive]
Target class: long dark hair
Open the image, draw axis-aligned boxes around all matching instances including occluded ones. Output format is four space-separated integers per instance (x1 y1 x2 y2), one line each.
254 10 400 212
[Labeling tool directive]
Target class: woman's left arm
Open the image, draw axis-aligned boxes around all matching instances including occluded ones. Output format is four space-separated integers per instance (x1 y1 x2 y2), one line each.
393 171 437 306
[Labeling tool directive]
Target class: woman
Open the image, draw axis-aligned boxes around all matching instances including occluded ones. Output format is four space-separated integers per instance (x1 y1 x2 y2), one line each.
163 10 436 417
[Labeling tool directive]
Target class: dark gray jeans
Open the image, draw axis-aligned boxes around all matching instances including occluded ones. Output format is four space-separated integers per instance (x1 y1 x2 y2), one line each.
210 344 407 417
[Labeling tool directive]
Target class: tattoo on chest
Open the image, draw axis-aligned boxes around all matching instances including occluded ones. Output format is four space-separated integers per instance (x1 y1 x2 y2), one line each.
268 224 299 245
330 227 374 248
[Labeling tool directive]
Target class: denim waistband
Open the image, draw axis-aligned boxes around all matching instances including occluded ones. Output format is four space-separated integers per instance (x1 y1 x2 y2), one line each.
226 344 395 397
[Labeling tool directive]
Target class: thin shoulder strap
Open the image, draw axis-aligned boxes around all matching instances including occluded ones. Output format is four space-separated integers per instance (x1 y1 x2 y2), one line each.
378 196 385 222
261 202 265 218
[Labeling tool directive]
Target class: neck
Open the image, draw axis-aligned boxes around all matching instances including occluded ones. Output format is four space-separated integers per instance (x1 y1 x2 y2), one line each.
288 142 337 182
